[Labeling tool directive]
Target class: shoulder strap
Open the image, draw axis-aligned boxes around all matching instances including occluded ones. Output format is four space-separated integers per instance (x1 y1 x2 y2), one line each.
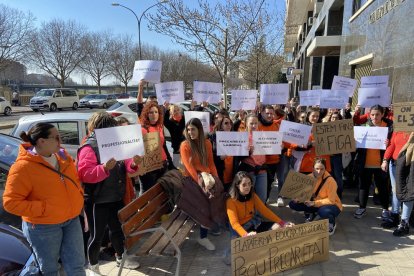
313 176 331 199
38 162 80 190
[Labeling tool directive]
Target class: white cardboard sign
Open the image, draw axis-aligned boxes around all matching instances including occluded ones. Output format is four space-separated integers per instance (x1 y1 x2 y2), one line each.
230 90 257 111
260 84 289 105
319 90 349 109
131 60 162 83
279 120 312 146
184 111 210 135
193 81 222 104
155 81 185 104
331 76 357 97
95 124 145 163
252 131 282 155
358 87 391 108
354 126 388 150
299 90 321 106
361 75 389 88
216 131 249 156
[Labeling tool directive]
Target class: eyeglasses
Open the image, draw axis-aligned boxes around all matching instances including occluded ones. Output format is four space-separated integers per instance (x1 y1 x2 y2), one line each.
47 135 60 142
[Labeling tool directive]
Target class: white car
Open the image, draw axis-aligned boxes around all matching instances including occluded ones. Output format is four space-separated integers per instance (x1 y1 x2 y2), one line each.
88 94 117 109
106 99 139 124
0 97 12 116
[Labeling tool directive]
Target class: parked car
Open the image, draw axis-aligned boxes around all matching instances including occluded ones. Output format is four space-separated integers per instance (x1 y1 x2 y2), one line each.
0 134 22 229
115 93 130 99
29 88 80 112
10 113 92 159
107 98 139 124
87 94 117 109
79 94 98 108
0 97 12 116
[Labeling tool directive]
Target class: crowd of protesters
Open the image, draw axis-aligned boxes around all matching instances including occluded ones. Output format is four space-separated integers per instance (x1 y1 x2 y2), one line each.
2 79 414 275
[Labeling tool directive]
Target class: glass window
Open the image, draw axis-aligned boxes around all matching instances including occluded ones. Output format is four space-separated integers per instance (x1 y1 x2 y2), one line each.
50 121 80 145
353 0 368 14
54 91 62 98
62 90 77 97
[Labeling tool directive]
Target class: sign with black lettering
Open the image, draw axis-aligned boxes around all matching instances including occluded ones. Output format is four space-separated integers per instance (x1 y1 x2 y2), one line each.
137 132 163 176
279 120 312 146
231 220 329 275
279 170 316 202
357 87 391 108
313 119 356 155
393 102 414 132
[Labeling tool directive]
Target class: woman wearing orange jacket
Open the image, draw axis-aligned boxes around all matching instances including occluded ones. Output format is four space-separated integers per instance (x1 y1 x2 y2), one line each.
3 123 85 275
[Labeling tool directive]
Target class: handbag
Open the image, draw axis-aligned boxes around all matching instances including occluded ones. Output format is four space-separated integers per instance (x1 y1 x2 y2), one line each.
197 172 216 198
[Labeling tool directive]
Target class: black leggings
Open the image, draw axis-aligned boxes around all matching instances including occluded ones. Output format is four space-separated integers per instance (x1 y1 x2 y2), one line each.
85 201 125 265
358 168 389 209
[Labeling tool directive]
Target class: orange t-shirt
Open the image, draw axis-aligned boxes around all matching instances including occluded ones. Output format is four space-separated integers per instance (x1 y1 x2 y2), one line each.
365 121 387 168
223 156 234 184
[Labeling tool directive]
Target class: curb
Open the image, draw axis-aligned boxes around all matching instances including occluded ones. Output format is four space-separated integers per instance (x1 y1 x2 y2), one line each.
0 123 15 130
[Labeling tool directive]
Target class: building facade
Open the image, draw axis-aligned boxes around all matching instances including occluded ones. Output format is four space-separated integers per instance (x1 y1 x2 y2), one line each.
284 0 412 103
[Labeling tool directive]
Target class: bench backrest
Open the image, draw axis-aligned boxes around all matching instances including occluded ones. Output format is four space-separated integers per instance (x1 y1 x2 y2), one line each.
118 183 171 250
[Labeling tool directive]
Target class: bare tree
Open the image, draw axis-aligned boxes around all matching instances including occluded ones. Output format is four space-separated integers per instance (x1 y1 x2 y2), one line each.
149 0 266 106
108 35 137 93
0 4 34 70
80 31 113 94
28 19 87 87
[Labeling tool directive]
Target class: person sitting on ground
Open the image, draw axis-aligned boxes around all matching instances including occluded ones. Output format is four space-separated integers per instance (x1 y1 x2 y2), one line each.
289 158 342 235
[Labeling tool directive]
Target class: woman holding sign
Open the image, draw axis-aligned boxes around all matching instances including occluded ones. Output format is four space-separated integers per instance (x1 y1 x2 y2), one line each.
289 158 342 235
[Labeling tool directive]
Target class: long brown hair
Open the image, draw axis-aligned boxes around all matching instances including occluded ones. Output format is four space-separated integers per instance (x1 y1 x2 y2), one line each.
184 118 208 166
139 101 164 129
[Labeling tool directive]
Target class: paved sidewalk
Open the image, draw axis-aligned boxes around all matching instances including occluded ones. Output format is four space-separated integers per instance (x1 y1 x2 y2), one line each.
94 186 414 276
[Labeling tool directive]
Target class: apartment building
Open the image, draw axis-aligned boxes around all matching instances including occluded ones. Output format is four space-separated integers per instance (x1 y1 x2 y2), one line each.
284 0 413 103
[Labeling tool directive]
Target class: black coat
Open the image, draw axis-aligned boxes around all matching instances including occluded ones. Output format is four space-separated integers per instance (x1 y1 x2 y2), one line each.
396 150 414 202
164 109 185 153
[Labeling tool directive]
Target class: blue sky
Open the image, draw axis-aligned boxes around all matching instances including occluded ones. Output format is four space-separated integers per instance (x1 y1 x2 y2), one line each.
1 0 285 84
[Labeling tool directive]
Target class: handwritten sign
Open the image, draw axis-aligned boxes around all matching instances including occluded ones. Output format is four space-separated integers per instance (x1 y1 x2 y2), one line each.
154 81 184 104
252 131 282 155
231 220 329 275
361 75 388 88
230 90 257 111
319 90 349 109
260 84 289 105
95 124 144 163
392 102 414 132
279 120 312 146
216 131 249 156
313 119 356 155
184 111 210 135
131 60 162 83
193 81 222 104
358 87 391 108
354 126 388 150
299 90 320 106
331 75 357 97
279 170 316 202
137 132 163 175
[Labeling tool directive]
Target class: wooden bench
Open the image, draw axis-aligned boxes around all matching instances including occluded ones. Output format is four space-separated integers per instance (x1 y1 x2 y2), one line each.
117 182 196 276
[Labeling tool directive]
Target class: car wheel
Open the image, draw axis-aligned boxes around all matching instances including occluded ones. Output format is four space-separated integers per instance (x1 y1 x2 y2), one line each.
72 102 78 110
4 106 11 116
32 109 39 112
50 103 57 112
102 103 108 109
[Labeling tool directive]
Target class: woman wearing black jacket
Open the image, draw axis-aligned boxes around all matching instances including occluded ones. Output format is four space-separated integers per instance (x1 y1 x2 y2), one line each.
164 103 185 168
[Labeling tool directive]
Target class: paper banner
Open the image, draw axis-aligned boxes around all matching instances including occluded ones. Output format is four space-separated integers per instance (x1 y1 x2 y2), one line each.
131 60 162 83
155 81 185 104
216 131 249 156
230 90 257 111
193 81 222 104
260 84 289 105
252 131 282 155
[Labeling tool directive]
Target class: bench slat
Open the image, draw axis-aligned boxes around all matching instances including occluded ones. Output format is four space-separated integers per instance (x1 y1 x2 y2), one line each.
122 192 169 236
135 209 181 255
163 216 196 256
118 183 164 223
150 211 194 256
125 202 170 251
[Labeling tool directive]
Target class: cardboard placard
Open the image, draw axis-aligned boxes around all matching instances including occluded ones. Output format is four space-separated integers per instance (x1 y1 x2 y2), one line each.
231 220 329 275
392 102 414 132
137 132 164 176
313 119 356 155
279 170 316 202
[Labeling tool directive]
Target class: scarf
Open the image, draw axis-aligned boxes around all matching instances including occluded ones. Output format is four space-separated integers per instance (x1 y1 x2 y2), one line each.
399 133 414 165
172 114 182 122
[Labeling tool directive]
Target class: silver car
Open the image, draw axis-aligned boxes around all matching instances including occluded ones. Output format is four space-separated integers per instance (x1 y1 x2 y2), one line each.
87 94 117 109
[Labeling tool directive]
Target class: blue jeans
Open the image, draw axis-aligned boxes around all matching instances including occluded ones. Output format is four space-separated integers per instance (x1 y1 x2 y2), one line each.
249 172 267 203
330 154 343 198
22 217 86 276
401 201 414 221
389 160 401 214
289 201 341 225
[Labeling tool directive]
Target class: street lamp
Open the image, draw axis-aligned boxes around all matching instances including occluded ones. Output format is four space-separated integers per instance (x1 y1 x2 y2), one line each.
112 0 168 60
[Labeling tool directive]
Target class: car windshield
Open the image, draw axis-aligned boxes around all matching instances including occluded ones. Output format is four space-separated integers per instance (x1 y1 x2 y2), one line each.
35 89 54 97
95 95 106 99
107 102 123 110
0 135 20 167
83 95 97 100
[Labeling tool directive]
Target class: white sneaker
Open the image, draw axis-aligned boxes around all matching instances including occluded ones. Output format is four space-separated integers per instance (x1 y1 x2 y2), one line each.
329 223 337 236
87 264 101 276
276 197 285 207
354 208 366 219
116 255 140 269
198 237 215 251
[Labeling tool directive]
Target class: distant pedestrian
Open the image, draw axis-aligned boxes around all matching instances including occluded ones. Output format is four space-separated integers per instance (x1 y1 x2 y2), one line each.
3 123 86 275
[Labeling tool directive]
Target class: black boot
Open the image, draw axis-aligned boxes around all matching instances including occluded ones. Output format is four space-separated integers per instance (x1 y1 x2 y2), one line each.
393 220 410 237
381 212 400 229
